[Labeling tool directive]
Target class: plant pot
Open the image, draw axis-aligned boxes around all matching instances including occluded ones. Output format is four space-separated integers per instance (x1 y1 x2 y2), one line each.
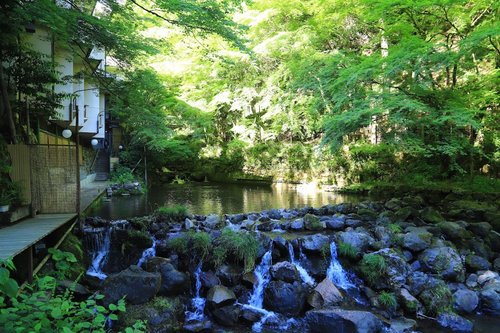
0 205 9 213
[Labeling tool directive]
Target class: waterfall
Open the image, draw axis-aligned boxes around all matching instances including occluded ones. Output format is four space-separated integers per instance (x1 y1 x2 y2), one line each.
248 247 273 308
185 262 206 322
85 227 111 280
287 243 315 286
137 237 156 267
326 241 355 290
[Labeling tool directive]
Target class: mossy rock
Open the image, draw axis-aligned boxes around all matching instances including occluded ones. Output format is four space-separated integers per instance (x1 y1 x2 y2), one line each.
393 207 413 222
127 229 153 249
420 207 444 223
128 216 152 231
304 214 324 231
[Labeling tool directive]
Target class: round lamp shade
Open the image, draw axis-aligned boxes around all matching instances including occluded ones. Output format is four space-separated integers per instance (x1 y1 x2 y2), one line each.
62 129 72 139
91 139 99 146
119 145 124 150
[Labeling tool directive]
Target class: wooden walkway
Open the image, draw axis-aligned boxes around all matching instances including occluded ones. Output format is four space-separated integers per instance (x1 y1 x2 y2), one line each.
0 213 75 260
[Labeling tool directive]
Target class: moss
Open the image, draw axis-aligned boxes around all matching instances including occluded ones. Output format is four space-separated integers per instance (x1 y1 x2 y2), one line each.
420 283 453 315
338 242 359 261
378 291 397 310
156 204 188 222
213 229 260 272
359 254 387 286
167 231 212 260
387 223 402 234
304 214 323 230
128 216 152 231
127 229 153 249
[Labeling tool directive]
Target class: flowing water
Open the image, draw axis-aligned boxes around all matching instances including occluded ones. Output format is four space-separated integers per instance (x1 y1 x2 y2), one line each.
137 237 156 267
287 243 315 286
88 182 366 219
326 241 356 290
185 262 206 322
84 227 111 280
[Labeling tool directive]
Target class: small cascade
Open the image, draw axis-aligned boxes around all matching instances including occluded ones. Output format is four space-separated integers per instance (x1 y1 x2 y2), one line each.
287 243 315 286
326 241 356 290
137 237 156 267
85 227 111 280
185 262 206 322
248 247 273 308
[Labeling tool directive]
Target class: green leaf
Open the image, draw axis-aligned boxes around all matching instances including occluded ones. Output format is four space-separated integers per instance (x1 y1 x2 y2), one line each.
108 303 117 311
3 279 19 298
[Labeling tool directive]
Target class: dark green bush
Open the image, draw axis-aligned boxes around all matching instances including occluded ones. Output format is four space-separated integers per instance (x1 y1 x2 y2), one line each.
359 253 387 285
213 229 259 272
156 204 188 222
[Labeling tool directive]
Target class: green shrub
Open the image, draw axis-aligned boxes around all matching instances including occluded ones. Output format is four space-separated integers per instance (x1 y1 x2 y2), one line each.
110 165 135 185
359 254 387 285
378 291 397 310
127 230 153 249
338 242 359 260
156 204 188 221
213 229 260 272
388 223 402 234
167 231 212 260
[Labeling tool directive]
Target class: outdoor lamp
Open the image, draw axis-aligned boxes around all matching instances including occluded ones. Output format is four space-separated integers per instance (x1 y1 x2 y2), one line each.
91 139 99 146
62 129 72 138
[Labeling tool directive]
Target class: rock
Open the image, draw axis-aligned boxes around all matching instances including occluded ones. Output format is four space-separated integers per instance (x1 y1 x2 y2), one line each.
240 219 256 230
241 272 257 288
402 227 432 252
57 280 90 298
307 278 343 308
257 221 275 232
325 216 346 230
477 270 498 285
479 280 500 314
211 304 241 327
158 263 189 296
270 261 300 283
420 207 444 223
240 305 264 323
418 279 452 315
466 274 478 288
406 271 430 296
200 271 220 289
102 265 161 306
437 221 470 241
385 198 403 211
345 218 364 228
390 317 417 333
290 218 304 231
437 312 473 333
272 236 289 256
370 248 410 289
264 280 307 316
143 257 172 272
393 207 413 222
338 230 374 253
304 214 324 231
306 308 383 333
184 218 195 230
206 285 236 309
216 264 243 287
302 234 330 253
397 288 420 314
453 289 478 313
419 246 465 281
468 222 492 237
183 320 213 332
494 257 500 271
228 213 246 224
203 215 220 229
465 254 491 272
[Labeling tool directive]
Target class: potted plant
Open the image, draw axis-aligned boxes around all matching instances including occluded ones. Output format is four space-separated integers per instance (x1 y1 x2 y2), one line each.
0 187 13 212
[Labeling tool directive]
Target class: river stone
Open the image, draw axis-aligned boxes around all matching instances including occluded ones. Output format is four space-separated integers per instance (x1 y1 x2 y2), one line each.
477 270 498 285
420 207 444 223
325 216 346 230
216 264 243 286
307 278 343 308
211 304 241 327
393 207 413 222
468 222 492 237
465 254 491 272
371 248 410 289
406 271 430 296
240 219 256 230
157 263 189 296
302 234 330 253
397 288 421 314
494 257 500 271
306 308 383 333
291 218 304 231
206 285 236 309
101 265 161 306
338 229 374 253
479 280 500 314
437 312 473 333
203 215 221 229
240 305 264 323
304 214 324 231
419 246 464 281
402 227 432 252
264 280 307 316
200 271 220 289
385 198 403 211
184 218 195 230
270 261 300 283
390 317 417 333
183 320 213 332
242 272 257 288
438 221 470 241
453 289 478 313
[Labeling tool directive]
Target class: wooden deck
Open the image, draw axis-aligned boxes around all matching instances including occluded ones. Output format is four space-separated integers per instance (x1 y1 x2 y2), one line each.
0 213 75 260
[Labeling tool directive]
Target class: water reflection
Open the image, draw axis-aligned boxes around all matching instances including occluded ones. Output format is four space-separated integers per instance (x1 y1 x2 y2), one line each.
88 182 366 219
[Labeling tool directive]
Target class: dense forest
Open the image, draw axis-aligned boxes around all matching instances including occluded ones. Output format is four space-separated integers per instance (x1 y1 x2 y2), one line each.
1 0 499 192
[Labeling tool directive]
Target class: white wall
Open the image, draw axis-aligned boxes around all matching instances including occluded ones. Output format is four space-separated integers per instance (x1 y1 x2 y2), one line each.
80 82 100 134
54 48 73 121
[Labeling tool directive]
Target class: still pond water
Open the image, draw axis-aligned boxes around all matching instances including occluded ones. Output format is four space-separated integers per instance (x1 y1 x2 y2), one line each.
88 182 366 219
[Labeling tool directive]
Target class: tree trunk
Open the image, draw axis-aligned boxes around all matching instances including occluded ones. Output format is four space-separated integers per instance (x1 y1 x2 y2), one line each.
0 64 16 143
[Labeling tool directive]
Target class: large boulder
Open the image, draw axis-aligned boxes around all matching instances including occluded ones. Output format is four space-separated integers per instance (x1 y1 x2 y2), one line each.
419 247 465 281
307 278 343 308
420 207 444 223
437 312 473 333
302 234 330 253
264 280 307 316
465 254 491 272
158 263 189 296
402 227 432 252
304 214 325 231
206 285 236 309
270 261 300 283
306 308 383 333
437 221 470 241
216 264 243 286
370 248 410 290
290 218 305 231
203 215 221 229
453 289 479 314
338 229 374 253
325 216 346 230
101 265 161 306
397 288 421 314
211 304 241 327
479 280 500 315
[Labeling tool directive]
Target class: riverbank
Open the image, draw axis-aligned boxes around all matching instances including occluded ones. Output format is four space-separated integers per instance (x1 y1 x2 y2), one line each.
76 194 499 332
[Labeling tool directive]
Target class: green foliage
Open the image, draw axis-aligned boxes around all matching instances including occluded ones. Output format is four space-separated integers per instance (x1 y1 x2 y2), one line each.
378 291 397 310
156 204 188 221
47 248 78 280
0 259 19 299
110 166 136 185
387 224 403 234
338 242 359 261
213 229 260 272
167 231 212 260
126 230 153 249
359 254 387 285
